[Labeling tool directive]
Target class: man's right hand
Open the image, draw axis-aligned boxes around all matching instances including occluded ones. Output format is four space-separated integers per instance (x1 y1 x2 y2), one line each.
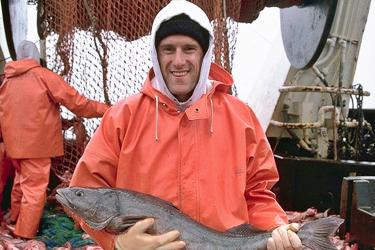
115 218 186 250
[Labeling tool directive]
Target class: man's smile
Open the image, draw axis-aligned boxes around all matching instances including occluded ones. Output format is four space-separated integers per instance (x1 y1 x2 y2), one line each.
171 70 189 77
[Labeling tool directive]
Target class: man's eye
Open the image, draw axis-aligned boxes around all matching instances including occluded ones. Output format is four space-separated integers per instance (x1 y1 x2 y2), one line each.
160 48 173 54
185 47 197 53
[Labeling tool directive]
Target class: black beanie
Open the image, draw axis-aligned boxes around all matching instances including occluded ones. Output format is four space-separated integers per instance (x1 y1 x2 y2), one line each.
155 14 210 53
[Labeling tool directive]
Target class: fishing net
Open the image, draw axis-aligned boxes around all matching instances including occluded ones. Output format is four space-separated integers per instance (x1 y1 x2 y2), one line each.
38 0 303 182
38 0 242 182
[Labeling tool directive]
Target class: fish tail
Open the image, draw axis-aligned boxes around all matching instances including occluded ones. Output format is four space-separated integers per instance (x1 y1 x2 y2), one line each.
298 216 344 250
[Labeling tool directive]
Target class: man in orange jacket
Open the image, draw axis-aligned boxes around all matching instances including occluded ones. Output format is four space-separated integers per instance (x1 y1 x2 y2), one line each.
70 1 302 249
0 40 109 239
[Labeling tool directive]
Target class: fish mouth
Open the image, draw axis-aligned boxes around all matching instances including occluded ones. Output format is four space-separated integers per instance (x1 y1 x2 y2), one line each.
54 188 114 231
55 189 74 210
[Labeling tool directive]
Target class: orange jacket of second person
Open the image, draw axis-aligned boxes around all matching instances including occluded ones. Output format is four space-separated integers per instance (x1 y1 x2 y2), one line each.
0 59 109 159
70 63 288 250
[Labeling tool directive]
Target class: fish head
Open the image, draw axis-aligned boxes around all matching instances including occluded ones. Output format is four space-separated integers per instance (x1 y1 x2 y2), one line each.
56 187 120 230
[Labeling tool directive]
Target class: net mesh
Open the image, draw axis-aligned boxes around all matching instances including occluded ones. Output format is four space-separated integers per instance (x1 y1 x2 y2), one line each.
38 0 272 181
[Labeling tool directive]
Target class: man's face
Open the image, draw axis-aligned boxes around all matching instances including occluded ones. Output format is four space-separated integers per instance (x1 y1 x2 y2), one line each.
157 34 204 102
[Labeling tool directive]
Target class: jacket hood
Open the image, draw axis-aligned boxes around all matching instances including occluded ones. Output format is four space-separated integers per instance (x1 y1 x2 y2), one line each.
16 40 40 61
4 59 40 78
150 0 214 110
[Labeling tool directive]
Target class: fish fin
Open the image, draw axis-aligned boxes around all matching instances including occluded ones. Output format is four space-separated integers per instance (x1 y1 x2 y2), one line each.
298 216 344 250
226 224 265 236
105 215 152 234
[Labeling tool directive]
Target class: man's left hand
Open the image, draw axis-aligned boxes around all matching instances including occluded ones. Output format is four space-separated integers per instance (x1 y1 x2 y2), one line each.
267 223 302 250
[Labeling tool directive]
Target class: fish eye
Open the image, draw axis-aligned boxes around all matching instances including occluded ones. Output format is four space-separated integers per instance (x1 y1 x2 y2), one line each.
75 190 84 197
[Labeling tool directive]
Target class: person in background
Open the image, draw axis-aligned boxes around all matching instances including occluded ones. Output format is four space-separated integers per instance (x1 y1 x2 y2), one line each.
70 1 302 249
0 40 109 239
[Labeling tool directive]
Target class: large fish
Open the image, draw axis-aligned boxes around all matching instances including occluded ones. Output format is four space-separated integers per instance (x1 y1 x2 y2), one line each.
56 187 343 250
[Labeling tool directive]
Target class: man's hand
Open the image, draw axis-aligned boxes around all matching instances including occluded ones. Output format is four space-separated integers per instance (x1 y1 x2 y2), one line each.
115 218 186 250
267 223 302 250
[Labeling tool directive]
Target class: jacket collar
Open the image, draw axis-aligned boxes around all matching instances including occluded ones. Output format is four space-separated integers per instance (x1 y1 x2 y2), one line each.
141 62 233 142
4 59 40 78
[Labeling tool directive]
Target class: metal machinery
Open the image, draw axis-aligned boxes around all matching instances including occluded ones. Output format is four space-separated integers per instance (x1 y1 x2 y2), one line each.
340 176 375 248
266 1 375 248
268 0 373 161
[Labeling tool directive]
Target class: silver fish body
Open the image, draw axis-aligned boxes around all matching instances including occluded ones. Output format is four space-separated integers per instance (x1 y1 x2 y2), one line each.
56 187 343 250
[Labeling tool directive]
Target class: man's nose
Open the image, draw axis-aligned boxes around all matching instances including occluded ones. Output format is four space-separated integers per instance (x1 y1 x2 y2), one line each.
173 49 185 66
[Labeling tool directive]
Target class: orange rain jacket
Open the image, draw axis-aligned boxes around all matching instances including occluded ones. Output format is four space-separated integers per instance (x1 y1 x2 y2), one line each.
70 63 288 250
0 59 109 159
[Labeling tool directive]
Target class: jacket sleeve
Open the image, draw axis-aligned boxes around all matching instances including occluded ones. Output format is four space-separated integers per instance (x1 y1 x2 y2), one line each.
69 105 127 250
40 69 109 118
244 108 288 230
